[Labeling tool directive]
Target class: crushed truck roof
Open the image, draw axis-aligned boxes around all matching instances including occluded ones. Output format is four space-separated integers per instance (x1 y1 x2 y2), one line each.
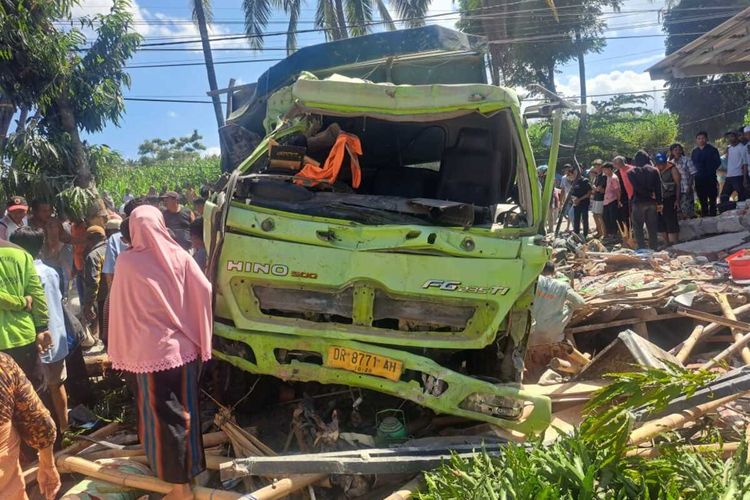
263 72 521 132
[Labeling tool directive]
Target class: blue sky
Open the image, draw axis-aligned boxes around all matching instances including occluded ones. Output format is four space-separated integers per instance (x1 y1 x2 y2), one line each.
73 0 670 158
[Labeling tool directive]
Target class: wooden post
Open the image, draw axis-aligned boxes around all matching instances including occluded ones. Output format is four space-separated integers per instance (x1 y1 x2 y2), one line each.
627 442 740 458
676 325 705 364
384 475 425 500
57 455 242 500
25 422 122 486
703 329 750 369
80 430 231 461
715 293 750 364
629 394 745 445
242 474 326 500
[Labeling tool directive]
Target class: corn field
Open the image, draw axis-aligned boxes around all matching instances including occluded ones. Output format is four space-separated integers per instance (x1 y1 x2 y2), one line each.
96 158 221 205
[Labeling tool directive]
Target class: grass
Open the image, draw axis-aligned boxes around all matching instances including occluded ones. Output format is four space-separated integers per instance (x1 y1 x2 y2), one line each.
96 157 221 205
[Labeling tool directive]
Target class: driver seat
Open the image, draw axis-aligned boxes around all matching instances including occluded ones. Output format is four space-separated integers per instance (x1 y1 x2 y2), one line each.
436 128 501 206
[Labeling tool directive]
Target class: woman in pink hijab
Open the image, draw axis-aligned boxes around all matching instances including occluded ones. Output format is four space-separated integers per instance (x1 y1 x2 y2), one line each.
108 205 212 499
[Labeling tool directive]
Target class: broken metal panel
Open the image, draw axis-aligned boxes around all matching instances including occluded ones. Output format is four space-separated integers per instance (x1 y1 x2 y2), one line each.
212 322 552 435
219 441 508 478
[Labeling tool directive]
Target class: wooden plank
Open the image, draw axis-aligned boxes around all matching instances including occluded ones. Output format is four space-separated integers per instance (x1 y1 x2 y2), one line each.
565 313 682 334
677 308 750 332
524 380 607 400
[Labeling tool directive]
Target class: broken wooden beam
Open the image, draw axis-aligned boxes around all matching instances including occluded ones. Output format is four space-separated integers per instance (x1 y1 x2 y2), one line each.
702 330 750 369
714 293 750 365
384 474 425 500
25 421 122 486
676 307 750 334
627 442 740 458
549 358 580 375
675 325 705 364
242 474 326 500
629 393 746 446
565 313 682 334
57 455 243 500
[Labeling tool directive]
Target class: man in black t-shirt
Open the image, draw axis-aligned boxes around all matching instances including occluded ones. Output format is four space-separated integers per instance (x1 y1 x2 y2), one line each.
565 167 592 239
691 131 721 217
161 191 195 250
590 159 607 238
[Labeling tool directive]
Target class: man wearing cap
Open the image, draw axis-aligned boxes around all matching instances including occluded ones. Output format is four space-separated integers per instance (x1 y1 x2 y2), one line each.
722 131 749 205
162 191 195 251
82 226 108 344
0 196 28 241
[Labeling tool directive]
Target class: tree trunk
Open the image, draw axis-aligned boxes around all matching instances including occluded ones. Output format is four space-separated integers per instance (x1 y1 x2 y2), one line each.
54 94 90 187
0 95 15 156
481 0 509 85
334 0 348 39
546 63 557 94
194 0 225 130
16 106 29 133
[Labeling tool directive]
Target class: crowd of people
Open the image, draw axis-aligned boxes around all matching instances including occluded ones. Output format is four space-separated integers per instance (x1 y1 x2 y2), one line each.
544 126 750 250
0 187 212 500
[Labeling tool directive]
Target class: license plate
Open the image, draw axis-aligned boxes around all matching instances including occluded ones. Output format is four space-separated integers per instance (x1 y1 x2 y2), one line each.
326 346 403 381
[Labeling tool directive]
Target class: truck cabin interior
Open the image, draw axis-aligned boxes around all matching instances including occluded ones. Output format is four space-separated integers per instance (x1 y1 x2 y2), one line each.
238 109 532 228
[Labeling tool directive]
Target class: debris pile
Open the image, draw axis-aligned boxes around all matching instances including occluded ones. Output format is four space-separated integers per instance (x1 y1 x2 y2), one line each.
26 214 750 499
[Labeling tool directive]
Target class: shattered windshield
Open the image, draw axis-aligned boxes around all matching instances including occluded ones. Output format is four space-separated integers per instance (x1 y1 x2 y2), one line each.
236 111 531 227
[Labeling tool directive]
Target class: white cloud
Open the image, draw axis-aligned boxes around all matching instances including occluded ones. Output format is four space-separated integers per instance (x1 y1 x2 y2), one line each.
619 54 665 68
71 0 114 18
167 111 178 118
203 146 221 157
425 0 459 29
556 70 667 111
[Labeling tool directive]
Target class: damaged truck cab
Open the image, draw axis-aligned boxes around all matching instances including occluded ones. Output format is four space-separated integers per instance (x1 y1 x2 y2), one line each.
206 27 562 434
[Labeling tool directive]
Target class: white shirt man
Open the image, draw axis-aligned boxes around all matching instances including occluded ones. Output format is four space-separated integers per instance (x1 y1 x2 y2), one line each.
726 142 749 177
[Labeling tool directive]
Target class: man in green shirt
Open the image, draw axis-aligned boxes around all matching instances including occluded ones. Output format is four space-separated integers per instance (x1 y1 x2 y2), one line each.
0 239 50 388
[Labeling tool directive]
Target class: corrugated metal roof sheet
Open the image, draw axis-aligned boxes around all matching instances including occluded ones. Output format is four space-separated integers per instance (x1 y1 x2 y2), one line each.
647 6 750 80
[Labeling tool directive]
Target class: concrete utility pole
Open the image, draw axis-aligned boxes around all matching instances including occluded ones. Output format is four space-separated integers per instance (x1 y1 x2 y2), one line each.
193 0 225 129
575 30 587 105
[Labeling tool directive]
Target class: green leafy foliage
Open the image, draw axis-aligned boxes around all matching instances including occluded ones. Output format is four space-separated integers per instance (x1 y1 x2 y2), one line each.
244 0 431 54
458 0 622 89
528 94 678 169
0 0 141 182
97 157 221 205
418 366 749 499
56 186 100 222
136 130 207 165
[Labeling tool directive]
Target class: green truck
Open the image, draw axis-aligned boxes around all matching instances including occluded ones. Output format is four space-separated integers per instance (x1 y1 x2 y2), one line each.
205 26 564 435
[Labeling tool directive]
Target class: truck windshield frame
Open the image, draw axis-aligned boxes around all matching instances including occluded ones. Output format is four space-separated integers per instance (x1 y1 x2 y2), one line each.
237 109 534 228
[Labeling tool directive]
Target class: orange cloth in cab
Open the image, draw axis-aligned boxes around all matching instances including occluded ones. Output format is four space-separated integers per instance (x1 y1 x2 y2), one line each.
295 132 362 188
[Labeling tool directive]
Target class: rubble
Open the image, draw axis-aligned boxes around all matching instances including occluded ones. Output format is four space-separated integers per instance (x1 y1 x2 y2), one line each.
678 208 750 242
671 231 750 258
26 214 750 500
